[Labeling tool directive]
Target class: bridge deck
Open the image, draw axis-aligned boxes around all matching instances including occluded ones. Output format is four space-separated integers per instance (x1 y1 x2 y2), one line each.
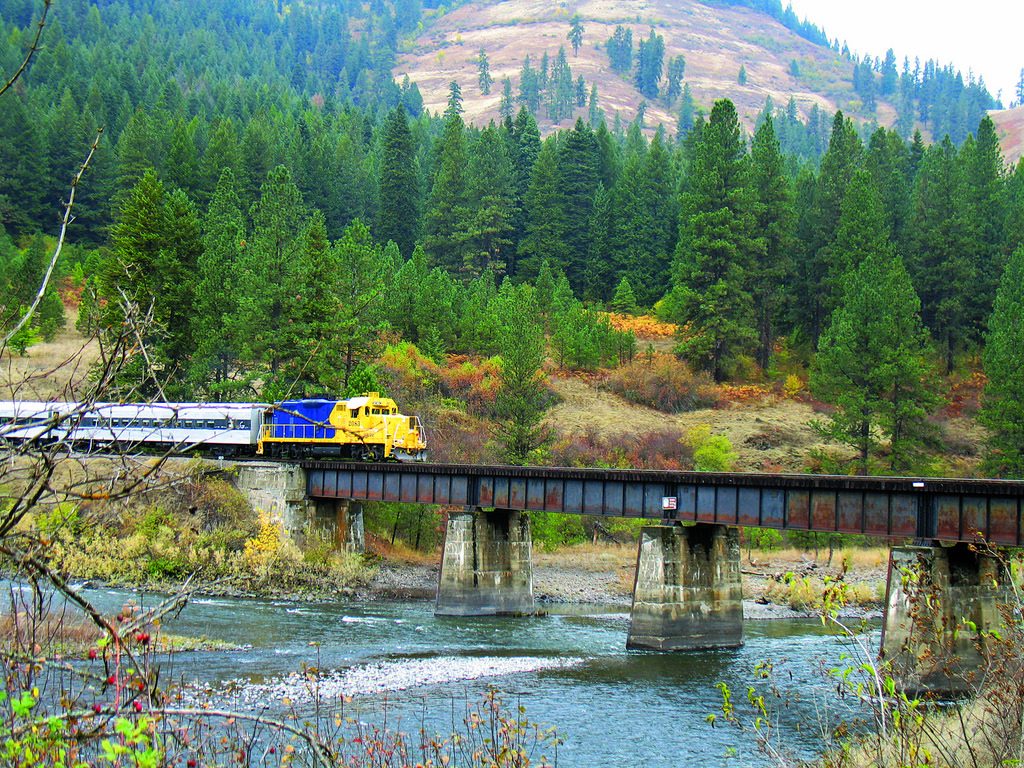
302 462 1024 545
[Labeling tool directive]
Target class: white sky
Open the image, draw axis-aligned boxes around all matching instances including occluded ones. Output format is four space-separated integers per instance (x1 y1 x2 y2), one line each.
786 0 1023 105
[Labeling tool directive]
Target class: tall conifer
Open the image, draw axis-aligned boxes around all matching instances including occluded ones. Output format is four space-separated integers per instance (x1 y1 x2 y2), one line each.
812 252 938 474
982 245 1024 477
376 106 420 257
670 99 761 382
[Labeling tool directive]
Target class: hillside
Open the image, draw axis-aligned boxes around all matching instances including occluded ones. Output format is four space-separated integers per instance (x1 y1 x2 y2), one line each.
991 106 1024 167
396 0 888 132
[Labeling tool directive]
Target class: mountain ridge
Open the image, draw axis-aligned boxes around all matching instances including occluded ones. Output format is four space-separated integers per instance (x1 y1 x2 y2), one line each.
394 0 1021 162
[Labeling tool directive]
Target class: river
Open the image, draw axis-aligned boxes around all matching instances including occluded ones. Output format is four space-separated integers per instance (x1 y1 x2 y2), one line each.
46 585 872 767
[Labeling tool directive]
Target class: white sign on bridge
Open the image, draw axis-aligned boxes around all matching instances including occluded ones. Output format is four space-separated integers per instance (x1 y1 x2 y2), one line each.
662 497 677 511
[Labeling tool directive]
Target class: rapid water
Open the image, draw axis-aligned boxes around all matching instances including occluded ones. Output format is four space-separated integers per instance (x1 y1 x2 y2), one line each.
17 585 869 766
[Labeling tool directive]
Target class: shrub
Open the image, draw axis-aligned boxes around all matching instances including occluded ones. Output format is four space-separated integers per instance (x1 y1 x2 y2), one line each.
530 511 587 550
549 428 694 470
437 355 502 415
783 373 803 398
379 341 440 405
687 425 738 472
35 502 82 539
145 555 187 579
603 354 719 412
744 527 782 554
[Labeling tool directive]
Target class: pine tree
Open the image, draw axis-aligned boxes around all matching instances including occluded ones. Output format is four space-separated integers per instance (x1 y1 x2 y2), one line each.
163 117 201 199
635 29 664 98
677 84 696 138
799 111 863 343
458 268 499 353
465 124 515 278
737 65 747 86
829 168 891 292
907 138 973 372
587 84 602 127
666 55 686 104
499 77 515 120
445 80 464 118
101 169 200 393
865 127 912 253
423 109 469 273
610 276 639 314
518 139 568 280
559 119 599 292
545 46 575 123
585 183 615 300
201 119 243 208
981 245 1024 477
376 106 420 257
518 56 541 113
1006 161 1024 254
568 14 584 56
749 115 795 371
281 210 339 394
669 99 760 382
494 283 548 464
811 252 939 474
880 49 898 95
333 219 389 390
960 116 1007 335
508 107 541 259
606 26 633 73
191 169 246 393
535 259 556 317
575 76 587 108
236 165 306 385
476 49 493 95
112 108 160 203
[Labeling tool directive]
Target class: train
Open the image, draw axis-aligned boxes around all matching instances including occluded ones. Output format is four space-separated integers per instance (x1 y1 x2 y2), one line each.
0 393 427 461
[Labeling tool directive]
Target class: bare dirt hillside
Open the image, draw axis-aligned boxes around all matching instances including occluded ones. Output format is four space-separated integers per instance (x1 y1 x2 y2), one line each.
544 375 831 472
396 0 887 133
991 106 1024 167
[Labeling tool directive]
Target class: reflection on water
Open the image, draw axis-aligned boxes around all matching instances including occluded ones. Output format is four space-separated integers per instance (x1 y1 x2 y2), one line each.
6 584 866 767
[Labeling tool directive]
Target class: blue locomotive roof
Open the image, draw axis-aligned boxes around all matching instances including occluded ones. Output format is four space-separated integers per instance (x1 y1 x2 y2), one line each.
271 399 337 425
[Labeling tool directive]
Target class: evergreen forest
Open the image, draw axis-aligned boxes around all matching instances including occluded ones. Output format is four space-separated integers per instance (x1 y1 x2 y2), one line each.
2 0 1023 478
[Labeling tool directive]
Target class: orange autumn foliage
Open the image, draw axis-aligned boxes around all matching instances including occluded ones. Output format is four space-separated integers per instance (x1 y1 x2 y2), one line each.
601 313 677 339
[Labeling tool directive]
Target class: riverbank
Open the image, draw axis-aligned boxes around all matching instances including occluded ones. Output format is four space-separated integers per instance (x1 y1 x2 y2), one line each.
46 537 887 619
357 543 888 621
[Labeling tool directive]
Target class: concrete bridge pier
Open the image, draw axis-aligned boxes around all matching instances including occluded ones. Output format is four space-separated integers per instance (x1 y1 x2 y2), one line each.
881 544 1007 695
435 507 534 616
312 499 365 553
233 463 364 552
627 523 744 651
234 462 314 539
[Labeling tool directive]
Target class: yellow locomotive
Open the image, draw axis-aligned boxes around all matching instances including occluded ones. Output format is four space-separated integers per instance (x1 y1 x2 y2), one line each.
258 393 427 461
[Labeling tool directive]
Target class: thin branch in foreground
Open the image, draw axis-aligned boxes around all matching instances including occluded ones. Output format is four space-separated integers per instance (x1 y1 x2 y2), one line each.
159 709 334 766
1 127 103 353
0 0 51 98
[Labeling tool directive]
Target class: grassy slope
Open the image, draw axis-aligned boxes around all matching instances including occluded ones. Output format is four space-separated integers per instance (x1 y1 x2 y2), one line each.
545 374 828 472
991 104 1024 166
0 307 101 401
396 0 890 133
2 310 987 474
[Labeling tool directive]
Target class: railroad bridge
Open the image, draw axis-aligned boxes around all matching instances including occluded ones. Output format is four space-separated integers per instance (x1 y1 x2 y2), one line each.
234 460 1024 693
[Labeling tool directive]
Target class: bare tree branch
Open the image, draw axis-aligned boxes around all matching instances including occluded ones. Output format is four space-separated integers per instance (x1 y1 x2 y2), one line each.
1 128 103 352
0 0 51 98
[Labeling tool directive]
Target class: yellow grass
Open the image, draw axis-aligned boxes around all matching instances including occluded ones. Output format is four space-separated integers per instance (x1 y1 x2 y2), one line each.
0 307 101 400
533 541 636 571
